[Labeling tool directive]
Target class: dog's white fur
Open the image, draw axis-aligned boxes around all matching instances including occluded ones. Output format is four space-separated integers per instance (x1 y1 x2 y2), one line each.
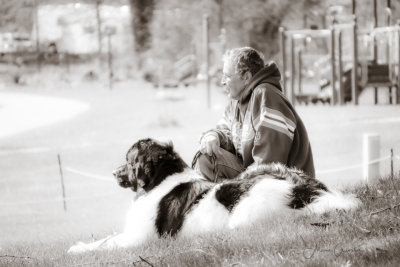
68 167 360 253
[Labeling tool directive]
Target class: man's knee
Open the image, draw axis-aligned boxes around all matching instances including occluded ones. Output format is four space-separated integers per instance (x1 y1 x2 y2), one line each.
196 154 215 181
195 151 244 182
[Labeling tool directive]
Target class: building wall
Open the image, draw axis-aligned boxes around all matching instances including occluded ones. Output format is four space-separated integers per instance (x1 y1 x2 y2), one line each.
34 3 133 55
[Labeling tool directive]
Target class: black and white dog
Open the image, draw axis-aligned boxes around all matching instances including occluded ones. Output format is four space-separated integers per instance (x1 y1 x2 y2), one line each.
68 138 360 253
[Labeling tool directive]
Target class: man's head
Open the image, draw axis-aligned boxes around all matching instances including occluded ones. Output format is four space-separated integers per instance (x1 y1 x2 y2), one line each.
221 47 265 100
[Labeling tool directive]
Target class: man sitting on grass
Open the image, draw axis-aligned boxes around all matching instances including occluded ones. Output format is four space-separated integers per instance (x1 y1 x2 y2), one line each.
194 47 315 181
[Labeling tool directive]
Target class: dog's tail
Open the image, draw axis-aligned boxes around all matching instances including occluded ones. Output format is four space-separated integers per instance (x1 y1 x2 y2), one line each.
305 190 361 214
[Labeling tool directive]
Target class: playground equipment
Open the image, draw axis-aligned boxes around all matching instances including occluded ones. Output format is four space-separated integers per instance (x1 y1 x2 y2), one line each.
358 25 400 104
280 1 400 105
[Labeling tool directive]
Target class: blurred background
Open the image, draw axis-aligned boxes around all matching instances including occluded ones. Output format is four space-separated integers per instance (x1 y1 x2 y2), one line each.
1 0 400 248
2 0 400 88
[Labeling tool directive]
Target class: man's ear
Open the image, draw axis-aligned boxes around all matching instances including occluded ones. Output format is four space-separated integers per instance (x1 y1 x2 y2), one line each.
243 71 252 84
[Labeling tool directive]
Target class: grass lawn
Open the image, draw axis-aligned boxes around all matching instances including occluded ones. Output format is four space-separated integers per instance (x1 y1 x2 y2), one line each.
1 175 400 266
1 74 400 266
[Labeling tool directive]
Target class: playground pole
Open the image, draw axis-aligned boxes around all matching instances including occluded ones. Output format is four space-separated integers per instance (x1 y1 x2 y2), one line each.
386 1 392 104
96 0 103 55
351 19 359 105
330 27 336 105
397 20 400 104
34 0 41 73
107 33 113 90
338 30 344 105
297 49 302 95
202 15 210 109
373 0 378 64
279 27 287 96
290 36 295 105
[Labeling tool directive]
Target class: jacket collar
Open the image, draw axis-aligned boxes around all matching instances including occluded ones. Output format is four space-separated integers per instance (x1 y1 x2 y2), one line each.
238 61 282 105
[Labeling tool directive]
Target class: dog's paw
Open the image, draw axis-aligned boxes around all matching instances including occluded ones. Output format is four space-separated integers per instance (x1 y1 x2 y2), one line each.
67 242 89 254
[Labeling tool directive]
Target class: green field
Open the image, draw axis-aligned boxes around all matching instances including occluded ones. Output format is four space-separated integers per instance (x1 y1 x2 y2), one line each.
1 77 400 266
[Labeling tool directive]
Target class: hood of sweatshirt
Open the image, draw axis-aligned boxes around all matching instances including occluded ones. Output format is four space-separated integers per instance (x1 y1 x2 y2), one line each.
238 61 282 104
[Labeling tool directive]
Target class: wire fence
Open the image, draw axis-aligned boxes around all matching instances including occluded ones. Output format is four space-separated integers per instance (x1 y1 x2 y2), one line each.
63 167 114 183
316 155 392 174
1 150 400 209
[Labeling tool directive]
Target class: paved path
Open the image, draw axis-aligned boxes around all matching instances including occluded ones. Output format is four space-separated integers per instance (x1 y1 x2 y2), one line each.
0 91 89 139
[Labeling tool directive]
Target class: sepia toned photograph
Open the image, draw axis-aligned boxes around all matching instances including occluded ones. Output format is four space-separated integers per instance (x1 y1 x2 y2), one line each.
1 0 400 266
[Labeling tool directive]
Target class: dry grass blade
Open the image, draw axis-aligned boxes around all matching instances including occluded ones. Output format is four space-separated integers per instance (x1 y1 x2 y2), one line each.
369 203 400 217
310 222 332 228
0 255 38 261
139 256 155 267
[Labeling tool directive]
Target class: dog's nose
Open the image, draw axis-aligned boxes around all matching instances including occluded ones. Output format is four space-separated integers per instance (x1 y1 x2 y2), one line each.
112 170 118 177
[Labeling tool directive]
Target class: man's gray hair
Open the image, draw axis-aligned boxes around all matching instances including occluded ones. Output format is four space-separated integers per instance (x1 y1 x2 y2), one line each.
223 47 265 78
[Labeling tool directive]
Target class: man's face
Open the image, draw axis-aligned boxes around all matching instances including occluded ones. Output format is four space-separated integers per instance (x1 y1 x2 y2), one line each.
221 60 247 100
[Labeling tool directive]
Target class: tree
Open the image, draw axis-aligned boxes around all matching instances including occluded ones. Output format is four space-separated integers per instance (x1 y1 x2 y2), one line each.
129 0 155 54
0 0 34 33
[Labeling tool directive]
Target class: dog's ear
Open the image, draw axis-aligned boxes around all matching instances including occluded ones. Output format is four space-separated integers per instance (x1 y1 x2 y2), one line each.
165 141 174 153
163 141 177 161
147 141 172 163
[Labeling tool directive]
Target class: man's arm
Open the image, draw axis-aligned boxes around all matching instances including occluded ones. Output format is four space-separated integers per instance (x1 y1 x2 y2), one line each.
200 101 236 154
250 86 296 164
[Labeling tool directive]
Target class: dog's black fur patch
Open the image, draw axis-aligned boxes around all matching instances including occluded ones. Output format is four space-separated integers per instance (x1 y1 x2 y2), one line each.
126 138 188 192
215 179 257 212
238 162 328 209
156 180 213 237
238 162 317 185
287 180 328 209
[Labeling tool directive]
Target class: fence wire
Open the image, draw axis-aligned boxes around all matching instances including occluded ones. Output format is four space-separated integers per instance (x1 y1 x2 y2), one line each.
1 153 399 206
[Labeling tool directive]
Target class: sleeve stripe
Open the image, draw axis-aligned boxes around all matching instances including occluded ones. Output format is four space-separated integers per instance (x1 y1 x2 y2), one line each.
265 107 296 130
258 117 295 140
261 107 296 135
263 115 295 134
263 112 295 133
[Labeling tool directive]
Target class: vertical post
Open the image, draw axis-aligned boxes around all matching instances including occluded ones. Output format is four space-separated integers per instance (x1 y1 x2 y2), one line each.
297 48 302 95
159 65 164 89
203 15 210 109
386 1 391 26
386 16 392 104
338 30 344 105
279 27 287 96
391 148 394 177
373 0 378 63
351 19 359 105
352 0 356 15
330 27 336 105
107 33 113 90
387 0 392 105
33 0 41 73
57 154 67 211
290 36 295 105
386 4 391 106
219 28 226 58
65 51 70 73
374 0 378 27
397 20 400 105
95 0 103 65
363 134 380 184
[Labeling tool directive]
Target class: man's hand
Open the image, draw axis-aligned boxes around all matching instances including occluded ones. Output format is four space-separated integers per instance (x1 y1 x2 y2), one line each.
199 134 222 156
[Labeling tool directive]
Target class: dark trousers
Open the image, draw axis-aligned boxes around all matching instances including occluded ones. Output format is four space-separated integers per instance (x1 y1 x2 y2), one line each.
194 149 245 182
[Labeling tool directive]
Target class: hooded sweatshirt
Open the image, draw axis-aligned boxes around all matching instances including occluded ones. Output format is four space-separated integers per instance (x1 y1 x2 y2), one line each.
203 61 315 177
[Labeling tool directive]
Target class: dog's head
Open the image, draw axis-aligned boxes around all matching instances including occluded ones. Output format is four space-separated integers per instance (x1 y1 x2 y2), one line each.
113 138 187 193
